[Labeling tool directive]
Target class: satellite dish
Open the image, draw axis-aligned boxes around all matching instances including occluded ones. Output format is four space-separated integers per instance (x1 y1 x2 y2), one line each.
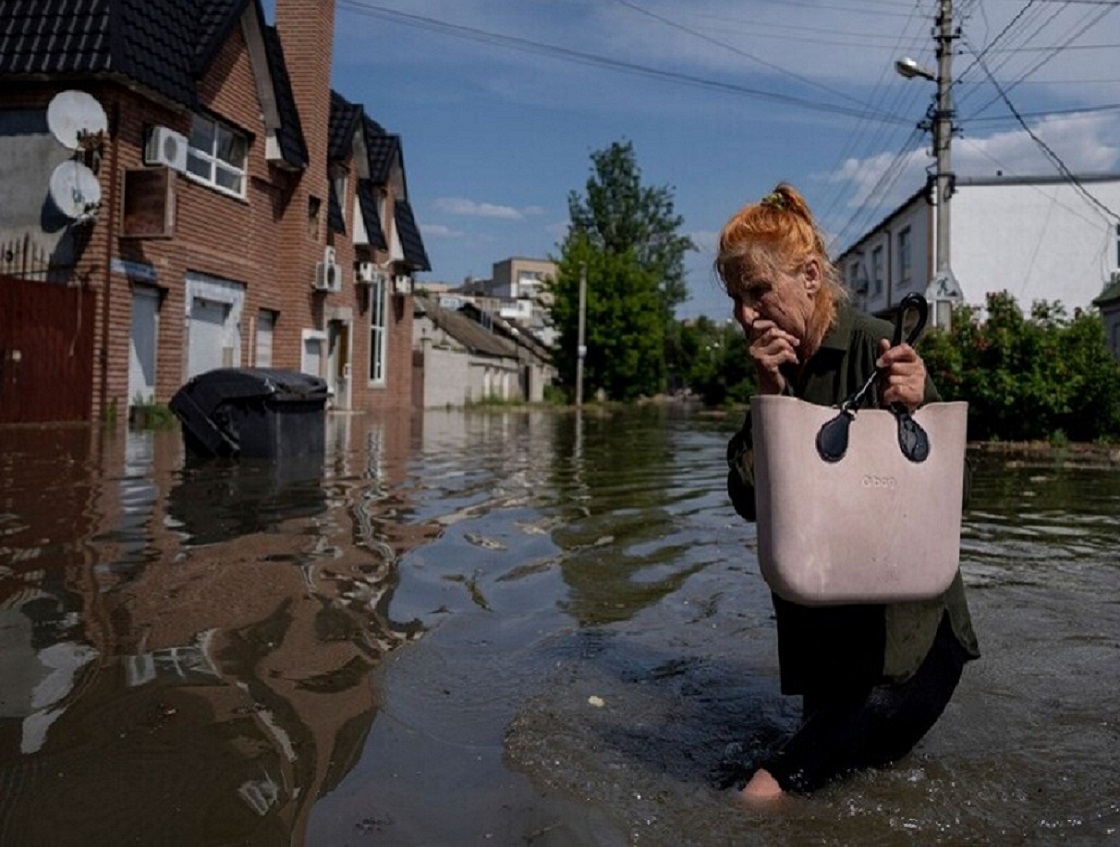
48 160 102 221
47 90 108 150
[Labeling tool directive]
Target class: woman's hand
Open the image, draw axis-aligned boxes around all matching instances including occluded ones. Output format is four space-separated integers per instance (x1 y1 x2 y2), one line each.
877 339 927 411
748 319 800 394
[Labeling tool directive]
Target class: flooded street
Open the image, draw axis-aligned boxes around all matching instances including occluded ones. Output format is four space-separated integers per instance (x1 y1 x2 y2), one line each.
1 407 1118 846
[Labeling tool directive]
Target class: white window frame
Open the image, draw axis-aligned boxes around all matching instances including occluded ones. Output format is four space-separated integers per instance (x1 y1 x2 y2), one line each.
186 115 247 198
898 227 913 287
255 309 276 367
871 246 884 296
368 276 388 386
301 329 327 377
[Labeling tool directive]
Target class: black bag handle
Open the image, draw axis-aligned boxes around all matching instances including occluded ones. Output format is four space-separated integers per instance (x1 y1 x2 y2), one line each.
815 294 930 463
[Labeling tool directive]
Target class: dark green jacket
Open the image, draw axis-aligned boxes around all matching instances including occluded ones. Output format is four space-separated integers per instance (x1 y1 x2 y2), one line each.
727 303 980 694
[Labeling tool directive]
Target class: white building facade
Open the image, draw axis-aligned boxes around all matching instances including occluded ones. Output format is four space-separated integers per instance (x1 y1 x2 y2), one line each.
837 174 1120 321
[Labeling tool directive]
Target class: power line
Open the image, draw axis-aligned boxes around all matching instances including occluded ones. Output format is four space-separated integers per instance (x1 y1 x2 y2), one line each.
962 2 1118 119
336 0 914 125
816 0 932 229
962 36 1120 221
607 0 869 109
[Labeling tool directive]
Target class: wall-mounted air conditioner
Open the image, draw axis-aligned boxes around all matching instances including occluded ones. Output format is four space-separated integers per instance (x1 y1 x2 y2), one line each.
144 126 189 172
356 262 387 286
393 274 412 295
314 246 342 292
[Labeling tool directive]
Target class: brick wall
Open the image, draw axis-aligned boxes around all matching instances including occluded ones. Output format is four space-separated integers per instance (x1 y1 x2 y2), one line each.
0 2 416 421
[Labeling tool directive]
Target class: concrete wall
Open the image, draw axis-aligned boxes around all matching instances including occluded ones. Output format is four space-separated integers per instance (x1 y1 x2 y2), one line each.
837 177 1120 318
952 177 1120 312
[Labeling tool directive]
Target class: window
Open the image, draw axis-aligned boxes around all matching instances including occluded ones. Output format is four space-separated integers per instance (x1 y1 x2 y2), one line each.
186 115 247 197
847 262 861 292
898 227 913 287
256 309 276 367
308 197 321 240
331 167 348 224
872 246 884 296
368 275 387 386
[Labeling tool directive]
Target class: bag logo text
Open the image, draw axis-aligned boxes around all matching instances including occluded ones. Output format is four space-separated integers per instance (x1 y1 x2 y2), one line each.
861 474 897 489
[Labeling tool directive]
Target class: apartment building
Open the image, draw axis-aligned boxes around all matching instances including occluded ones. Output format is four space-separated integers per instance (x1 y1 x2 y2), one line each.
836 174 1120 326
0 0 429 423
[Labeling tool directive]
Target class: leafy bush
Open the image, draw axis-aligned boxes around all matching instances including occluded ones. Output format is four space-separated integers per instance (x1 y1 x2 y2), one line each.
921 291 1120 442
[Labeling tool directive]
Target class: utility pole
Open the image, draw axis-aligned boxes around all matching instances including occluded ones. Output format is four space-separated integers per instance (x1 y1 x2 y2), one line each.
575 261 587 406
933 0 955 282
896 0 961 328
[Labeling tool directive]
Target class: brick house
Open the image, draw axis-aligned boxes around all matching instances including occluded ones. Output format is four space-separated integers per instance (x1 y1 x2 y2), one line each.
0 0 429 424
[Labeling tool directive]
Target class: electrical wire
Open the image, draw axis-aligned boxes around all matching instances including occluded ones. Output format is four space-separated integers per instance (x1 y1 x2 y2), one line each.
607 0 870 109
964 2 1118 119
336 0 914 125
962 35 1120 221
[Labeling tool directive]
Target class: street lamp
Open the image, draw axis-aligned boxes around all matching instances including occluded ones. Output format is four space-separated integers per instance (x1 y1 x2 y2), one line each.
894 0 962 330
894 57 935 82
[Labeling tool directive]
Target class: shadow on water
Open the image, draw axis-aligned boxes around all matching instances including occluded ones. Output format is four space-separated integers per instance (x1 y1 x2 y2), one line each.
2 413 1119 846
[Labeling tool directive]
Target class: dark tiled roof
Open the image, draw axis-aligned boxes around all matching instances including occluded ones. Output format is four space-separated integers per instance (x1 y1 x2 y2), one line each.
0 0 245 106
395 199 430 272
356 179 387 250
417 297 518 359
116 0 220 107
191 0 245 73
1094 278 1120 307
261 23 307 168
364 119 398 186
0 0 114 75
0 0 308 169
328 90 363 161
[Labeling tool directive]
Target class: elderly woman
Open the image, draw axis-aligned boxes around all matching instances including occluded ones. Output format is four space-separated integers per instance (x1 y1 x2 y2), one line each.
717 184 979 802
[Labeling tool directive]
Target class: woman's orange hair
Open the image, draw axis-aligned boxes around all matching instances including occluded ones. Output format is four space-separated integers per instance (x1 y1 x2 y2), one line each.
715 183 847 327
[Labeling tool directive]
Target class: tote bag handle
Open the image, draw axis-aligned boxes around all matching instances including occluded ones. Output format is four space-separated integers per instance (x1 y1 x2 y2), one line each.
816 293 930 464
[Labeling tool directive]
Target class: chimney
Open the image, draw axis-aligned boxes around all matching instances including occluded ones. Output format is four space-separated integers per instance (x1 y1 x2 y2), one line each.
274 0 335 214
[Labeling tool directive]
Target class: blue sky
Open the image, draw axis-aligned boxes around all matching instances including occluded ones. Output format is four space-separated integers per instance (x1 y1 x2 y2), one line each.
314 0 1120 319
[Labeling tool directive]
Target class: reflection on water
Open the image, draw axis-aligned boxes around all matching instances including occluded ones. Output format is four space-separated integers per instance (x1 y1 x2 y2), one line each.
1 411 1118 845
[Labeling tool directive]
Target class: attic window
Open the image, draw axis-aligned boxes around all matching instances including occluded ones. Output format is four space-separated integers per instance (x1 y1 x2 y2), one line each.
187 115 247 198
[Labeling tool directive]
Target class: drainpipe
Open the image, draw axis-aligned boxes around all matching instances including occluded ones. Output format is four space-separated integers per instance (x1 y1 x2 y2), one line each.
99 99 120 423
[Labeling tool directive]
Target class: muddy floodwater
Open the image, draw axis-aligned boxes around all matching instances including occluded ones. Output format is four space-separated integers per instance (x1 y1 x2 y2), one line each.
1 406 1118 846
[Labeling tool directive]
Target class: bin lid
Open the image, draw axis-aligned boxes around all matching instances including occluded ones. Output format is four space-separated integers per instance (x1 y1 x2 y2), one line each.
179 368 329 406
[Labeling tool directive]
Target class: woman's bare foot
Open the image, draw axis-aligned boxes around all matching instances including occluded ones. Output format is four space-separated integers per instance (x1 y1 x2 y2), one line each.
739 768 784 807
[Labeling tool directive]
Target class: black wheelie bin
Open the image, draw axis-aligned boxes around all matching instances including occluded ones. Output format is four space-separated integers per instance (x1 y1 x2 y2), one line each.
169 368 328 459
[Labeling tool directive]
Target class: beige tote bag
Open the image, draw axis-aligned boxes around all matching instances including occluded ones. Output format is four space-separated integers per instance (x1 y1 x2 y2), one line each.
751 394 968 605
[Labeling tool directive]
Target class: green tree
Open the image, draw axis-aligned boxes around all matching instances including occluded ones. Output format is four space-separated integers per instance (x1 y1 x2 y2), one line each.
677 317 756 406
550 140 695 400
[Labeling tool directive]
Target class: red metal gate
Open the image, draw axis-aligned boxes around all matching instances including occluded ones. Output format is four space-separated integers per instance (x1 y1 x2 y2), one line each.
0 275 95 423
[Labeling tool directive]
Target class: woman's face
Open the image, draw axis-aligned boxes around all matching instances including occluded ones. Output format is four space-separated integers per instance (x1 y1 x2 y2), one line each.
729 257 820 343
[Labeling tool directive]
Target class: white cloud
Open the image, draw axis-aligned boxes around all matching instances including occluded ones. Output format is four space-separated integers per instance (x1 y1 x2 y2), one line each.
823 112 1120 213
433 197 524 219
955 113 1120 177
421 223 464 238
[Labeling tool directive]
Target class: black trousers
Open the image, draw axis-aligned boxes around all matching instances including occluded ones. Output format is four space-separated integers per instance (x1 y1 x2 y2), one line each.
762 613 969 794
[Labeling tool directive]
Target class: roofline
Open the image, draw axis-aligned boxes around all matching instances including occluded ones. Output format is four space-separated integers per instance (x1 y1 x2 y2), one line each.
957 172 1120 188
833 184 928 260
833 172 1120 261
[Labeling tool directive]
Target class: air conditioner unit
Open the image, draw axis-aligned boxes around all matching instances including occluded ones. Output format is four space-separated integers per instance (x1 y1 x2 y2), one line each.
393 274 412 295
144 126 188 172
356 262 387 286
315 249 342 292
